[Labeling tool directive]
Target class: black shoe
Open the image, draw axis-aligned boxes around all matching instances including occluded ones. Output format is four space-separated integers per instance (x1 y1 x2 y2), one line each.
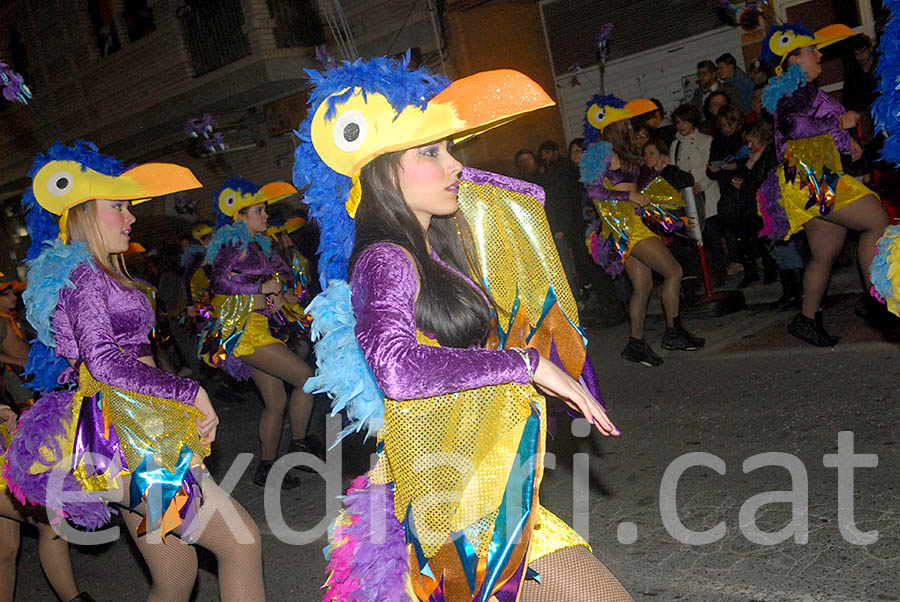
770 269 802 310
252 459 300 489
738 270 760 289
814 311 839 346
69 594 97 602
661 318 705 350
286 436 326 473
787 313 833 347
762 259 779 284
621 338 663 366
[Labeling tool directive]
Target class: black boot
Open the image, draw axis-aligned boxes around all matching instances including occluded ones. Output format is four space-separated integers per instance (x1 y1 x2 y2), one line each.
661 317 705 350
815 310 839 346
787 313 833 347
762 257 779 284
770 269 802 309
738 265 760 289
286 436 327 473
620 337 663 366
252 459 300 489
69 594 97 602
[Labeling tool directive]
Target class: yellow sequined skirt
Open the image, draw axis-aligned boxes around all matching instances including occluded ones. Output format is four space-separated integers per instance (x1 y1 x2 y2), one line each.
779 135 875 238
596 200 658 255
232 312 282 357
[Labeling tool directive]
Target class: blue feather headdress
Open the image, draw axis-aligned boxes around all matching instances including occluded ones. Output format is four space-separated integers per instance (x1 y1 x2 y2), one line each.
760 22 815 65
583 94 626 146
292 53 450 287
214 176 261 228
22 141 130 260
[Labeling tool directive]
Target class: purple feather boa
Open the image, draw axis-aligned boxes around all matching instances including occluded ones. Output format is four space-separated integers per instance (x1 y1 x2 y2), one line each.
323 474 409 602
2 390 113 529
756 170 790 240
221 354 254 381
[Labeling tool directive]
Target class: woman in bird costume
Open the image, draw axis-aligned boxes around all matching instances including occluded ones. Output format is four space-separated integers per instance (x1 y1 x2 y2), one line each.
202 176 320 489
296 56 633 601
2 141 264 601
756 22 889 346
579 95 704 367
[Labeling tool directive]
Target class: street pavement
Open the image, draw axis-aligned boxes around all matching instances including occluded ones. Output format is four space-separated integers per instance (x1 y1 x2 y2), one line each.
10 264 900 601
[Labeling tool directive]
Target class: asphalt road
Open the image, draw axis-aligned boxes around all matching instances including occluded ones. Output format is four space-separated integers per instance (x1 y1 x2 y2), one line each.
10 266 900 601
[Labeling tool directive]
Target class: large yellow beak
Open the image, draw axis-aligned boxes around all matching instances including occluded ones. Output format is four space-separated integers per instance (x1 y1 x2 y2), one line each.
310 69 555 177
256 181 298 205
118 163 203 207
587 98 657 133
812 24 855 50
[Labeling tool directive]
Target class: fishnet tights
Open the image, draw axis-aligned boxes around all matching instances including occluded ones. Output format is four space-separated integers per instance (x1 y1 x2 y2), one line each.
521 546 634 602
0 490 79 602
118 474 264 602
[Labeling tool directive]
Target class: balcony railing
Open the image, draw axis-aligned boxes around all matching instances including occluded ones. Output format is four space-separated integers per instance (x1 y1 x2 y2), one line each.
178 0 251 77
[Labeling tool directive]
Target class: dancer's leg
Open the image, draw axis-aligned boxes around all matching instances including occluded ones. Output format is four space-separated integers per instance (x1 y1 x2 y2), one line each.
629 237 683 326
0 491 79 601
0 515 18 602
247 367 287 460
801 218 847 318
119 474 264 602
521 546 633 602
242 343 314 440
623 256 652 339
824 194 890 273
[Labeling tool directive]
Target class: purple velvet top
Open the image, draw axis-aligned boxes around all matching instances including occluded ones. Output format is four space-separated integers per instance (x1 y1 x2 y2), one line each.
52 261 198 405
590 164 657 203
350 243 538 401
774 82 850 163
210 241 290 296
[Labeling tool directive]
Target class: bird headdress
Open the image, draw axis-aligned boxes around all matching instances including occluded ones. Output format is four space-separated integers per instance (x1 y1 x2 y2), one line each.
582 94 657 145
213 176 297 228
761 22 854 75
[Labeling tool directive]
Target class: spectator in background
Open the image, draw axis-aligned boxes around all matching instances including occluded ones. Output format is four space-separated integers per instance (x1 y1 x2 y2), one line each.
537 140 583 290
746 88 767 123
702 90 730 135
568 137 585 165
748 58 770 88
671 103 724 276
716 52 754 112
642 98 677 145
515 148 539 183
843 35 880 178
707 104 752 282
633 122 652 151
691 60 740 116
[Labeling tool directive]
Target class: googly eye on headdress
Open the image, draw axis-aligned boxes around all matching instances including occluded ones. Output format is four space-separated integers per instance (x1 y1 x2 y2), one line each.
222 191 237 208
46 170 74 197
587 105 606 129
773 30 795 51
333 110 368 153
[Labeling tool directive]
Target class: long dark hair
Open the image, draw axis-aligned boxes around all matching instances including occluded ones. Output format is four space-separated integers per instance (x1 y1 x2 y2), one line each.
602 120 641 171
349 150 492 349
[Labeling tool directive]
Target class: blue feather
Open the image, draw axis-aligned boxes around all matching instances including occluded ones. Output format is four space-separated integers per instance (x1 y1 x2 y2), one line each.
762 63 808 114
22 341 71 392
583 94 626 145
293 54 449 287
303 280 384 443
760 23 815 65
205 220 274 264
874 1 900 165
22 239 95 348
579 141 613 185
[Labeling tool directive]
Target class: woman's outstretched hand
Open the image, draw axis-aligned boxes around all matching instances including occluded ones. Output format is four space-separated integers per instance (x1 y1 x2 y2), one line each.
531 356 620 436
193 386 219 445
0 404 17 435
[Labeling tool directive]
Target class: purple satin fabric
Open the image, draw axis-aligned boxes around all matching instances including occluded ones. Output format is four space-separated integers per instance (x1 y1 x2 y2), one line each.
350 243 534 401
72 391 129 478
53 262 198 405
775 82 851 163
210 241 290 296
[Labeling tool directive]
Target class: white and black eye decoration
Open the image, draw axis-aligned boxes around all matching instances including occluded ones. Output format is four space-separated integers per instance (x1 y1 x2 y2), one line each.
47 171 74 196
222 191 238 208
775 31 794 49
588 105 607 129
333 110 368 153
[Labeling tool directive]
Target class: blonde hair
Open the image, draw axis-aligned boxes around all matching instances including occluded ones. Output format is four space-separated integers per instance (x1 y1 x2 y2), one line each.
65 200 136 287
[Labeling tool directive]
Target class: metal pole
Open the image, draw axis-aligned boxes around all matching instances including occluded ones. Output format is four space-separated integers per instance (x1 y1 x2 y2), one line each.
425 0 447 77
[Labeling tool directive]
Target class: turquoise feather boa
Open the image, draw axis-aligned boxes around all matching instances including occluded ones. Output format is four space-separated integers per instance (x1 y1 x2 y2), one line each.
205 221 273 264
303 280 385 443
579 141 613 186
23 239 95 348
762 63 808 114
